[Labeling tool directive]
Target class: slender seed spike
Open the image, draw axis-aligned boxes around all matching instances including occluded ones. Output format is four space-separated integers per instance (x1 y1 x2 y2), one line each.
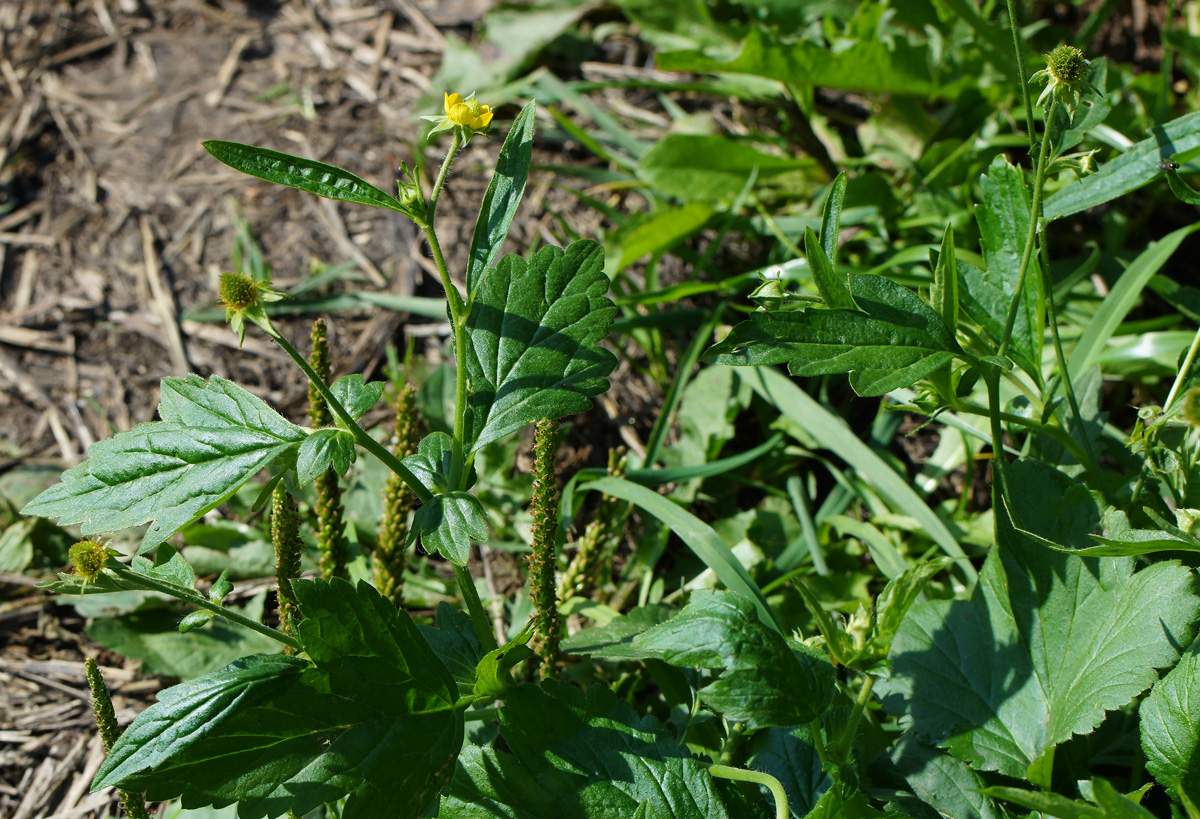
529 418 563 678
85 658 152 819
308 318 347 579
376 382 421 606
271 485 303 652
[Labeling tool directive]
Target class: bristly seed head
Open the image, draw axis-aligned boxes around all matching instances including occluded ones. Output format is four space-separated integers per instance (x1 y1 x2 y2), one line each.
219 272 258 310
69 538 107 584
1045 45 1088 84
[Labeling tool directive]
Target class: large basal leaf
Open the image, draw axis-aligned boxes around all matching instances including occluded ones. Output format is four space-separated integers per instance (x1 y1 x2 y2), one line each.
23 375 304 552
1043 109 1200 221
463 240 617 453
97 579 463 819
633 590 835 728
878 462 1199 779
202 141 409 213
973 155 1042 380
1140 639 1200 797
706 275 961 396
467 101 536 299
439 681 739 818
884 734 1000 819
657 25 941 96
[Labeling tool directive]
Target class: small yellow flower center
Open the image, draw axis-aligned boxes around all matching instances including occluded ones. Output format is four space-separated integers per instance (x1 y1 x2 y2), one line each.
463 98 482 118
69 539 107 583
1045 45 1088 84
219 272 258 310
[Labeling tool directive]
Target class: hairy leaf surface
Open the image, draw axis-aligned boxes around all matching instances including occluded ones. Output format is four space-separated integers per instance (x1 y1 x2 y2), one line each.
296 428 355 484
464 240 617 452
413 491 490 566
879 463 1199 778
96 580 463 819
440 682 736 818
706 275 960 396
1141 639 1200 797
24 376 304 552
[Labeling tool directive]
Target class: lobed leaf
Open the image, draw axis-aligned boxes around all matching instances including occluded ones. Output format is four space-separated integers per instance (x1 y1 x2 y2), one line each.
23 376 304 553
97 580 463 819
329 374 386 420
413 491 490 566
1141 639 1200 797
707 275 960 396
463 240 617 453
296 428 355 485
202 140 408 213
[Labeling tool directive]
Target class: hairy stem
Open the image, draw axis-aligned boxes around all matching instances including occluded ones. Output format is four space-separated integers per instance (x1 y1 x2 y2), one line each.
705 764 789 819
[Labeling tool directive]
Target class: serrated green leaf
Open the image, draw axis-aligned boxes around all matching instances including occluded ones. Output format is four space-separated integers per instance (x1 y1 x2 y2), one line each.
329 374 386 420
878 462 1200 779
402 432 459 494
474 621 535 699
463 240 617 453
806 227 856 311
957 258 1038 376
440 681 737 818
1043 109 1200 220
560 604 676 660
418 601 482 697
707 275 960 396
467 101 536 299
932 224 958 335
632 590 834 728
886 734 1000 819
976 155 1042 380
23 377 304 553
985 779 1156 819
634 134 811 201
819 171 847 269
414 491 490 565
1141 639 1200 797
99 579 463 819
202 140 409 213
748 725 832 819
296 428 356 484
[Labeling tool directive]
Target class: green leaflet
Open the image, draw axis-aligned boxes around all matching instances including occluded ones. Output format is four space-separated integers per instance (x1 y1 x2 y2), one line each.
296 428 355 485
633 590 835 728
403 432 461 494
885 735 1000 819
706 274 961 396
957 257 1040 379
1141 639 1200 797
635 134 811 201
329 374 386 420
202 140 409 213
440 681 738 818
413 491 490 566
418 602 483 698
23 375 305 553
463 240 618 453
878 462 1200 779
819 171 847 269
97 579 463 819
657 25 941 96
1043 109 1200 221
467 101 536 299
805 227 856 311
560 604 675 660
975 155 1042 380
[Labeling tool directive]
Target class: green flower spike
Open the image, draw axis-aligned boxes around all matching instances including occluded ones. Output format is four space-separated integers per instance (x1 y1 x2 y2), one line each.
422 92 494 144
219 271 284 346
1030 45 1102 117
85 658 153 819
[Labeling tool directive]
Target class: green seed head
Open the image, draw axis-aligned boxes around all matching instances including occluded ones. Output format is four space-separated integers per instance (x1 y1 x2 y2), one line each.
69 539 107 583
1045 45 1088 84
219 272 258 310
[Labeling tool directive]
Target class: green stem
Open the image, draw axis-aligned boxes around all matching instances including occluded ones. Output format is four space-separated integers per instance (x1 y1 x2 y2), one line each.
984 371 1009 486
834 673 876 759
274 333 433 505
112 565 301 651
956 401 1091 467
809 720 829 766
1164 323 1200 412
1005 0 1038 153
454 563 499 653
998 99 1058 360
428 130 461 221
1158 0 1178 123
705 764 789 819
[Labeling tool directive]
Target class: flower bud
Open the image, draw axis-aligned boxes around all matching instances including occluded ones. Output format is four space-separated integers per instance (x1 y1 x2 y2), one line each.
69 538 108 584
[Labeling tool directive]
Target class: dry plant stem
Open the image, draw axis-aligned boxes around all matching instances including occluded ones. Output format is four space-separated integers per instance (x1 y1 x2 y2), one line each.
85 658 152 819
271 484 303 651
273 333 433 505
529 418 562 678
109 564 302 651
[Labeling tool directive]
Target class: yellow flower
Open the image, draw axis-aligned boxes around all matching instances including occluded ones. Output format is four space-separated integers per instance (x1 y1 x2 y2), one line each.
422 92 493 143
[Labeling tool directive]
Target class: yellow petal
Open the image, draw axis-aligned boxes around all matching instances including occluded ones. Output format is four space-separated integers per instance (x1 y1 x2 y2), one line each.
476 111 494 129
444 92 463 114
449 102 473 125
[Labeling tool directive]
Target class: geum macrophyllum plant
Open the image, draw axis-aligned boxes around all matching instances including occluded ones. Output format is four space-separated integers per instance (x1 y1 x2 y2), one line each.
19 97 817 819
